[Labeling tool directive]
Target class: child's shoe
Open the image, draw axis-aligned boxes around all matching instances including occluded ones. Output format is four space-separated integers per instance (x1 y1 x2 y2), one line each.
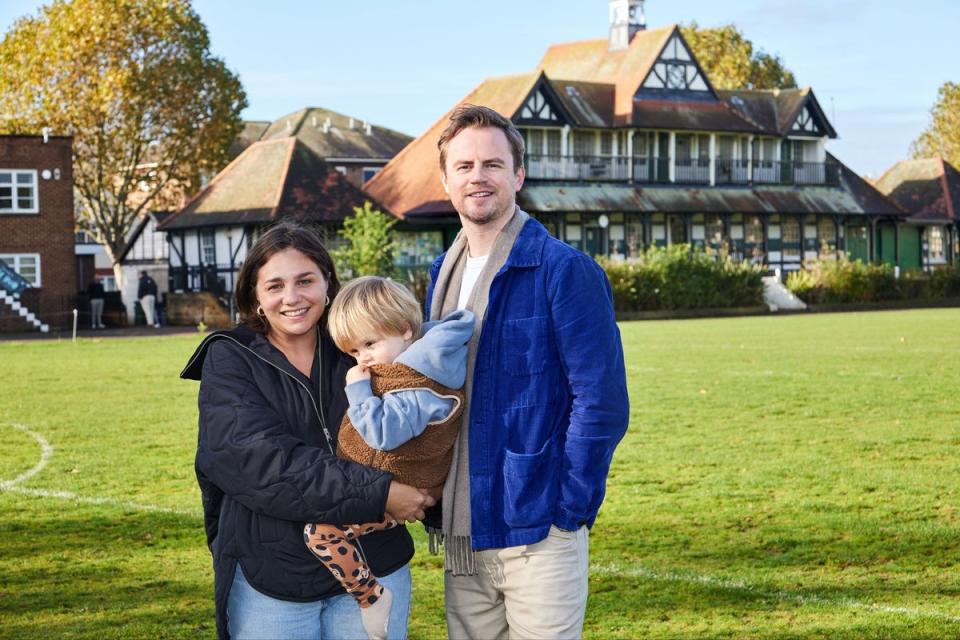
360 586 392 640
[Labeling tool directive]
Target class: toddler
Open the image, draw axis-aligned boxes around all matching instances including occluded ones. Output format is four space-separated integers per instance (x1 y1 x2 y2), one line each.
304 276 472 640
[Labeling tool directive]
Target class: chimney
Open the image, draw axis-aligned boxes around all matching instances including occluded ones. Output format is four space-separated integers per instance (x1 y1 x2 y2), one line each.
42 127 51 143
363 121 372 136
609 0 646 51
322 117 331 133
348 117 355 130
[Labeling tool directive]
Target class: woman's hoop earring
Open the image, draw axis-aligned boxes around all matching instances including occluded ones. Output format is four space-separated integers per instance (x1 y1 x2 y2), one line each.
256 305 265 317
325 295 330 306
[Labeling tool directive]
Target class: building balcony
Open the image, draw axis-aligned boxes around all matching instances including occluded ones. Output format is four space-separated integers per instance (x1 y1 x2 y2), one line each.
525 155 841 187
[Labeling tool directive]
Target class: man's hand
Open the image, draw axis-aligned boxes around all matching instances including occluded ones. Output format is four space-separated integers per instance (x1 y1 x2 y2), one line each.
346 364 371 385
385 481 435 523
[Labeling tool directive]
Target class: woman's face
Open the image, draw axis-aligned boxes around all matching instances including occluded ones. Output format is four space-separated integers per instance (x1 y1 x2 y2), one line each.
255 248 329 340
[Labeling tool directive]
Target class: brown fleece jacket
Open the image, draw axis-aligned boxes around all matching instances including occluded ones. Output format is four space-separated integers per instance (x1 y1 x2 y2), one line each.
336 362 464 499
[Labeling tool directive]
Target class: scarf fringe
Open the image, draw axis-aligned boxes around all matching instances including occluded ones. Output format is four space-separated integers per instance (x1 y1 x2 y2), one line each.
443 535 477 576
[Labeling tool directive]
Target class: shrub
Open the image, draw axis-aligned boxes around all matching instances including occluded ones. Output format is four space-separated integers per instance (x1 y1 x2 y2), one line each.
597 245 765 312
333 201 396 278
787 259 960 304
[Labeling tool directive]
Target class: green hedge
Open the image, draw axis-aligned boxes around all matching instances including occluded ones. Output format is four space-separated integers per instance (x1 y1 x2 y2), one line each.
597 245 765 311
786 259 960 304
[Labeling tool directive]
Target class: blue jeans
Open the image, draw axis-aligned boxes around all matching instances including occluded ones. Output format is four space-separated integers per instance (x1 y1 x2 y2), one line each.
227 563 412 639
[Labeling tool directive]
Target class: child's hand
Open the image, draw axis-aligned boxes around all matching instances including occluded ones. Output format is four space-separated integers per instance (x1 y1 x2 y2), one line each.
346 364 371 385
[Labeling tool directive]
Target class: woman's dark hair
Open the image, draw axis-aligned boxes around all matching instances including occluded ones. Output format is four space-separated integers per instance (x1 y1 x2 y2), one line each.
235 221 340 333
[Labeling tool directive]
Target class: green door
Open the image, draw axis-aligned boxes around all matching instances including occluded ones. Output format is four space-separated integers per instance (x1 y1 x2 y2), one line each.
585 226 602 257
846 225 869 263
878 225 897 265
899 227 922 270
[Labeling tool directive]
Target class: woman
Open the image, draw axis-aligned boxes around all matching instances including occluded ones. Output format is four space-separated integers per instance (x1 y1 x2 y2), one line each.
181 222 433 639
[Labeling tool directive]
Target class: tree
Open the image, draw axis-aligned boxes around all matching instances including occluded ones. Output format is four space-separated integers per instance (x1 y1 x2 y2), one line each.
334 201 397 279
681 22 797 90
0 0 246 290
911 82 960 167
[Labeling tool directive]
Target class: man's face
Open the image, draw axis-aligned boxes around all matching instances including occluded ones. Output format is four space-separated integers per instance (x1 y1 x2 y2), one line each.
441 126 524 227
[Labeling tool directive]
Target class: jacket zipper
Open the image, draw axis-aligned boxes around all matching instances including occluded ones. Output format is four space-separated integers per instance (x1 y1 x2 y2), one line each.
191 334 373 567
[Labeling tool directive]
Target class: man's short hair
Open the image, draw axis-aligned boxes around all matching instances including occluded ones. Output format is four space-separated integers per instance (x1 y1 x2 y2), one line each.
327 276 423 353
437 104 525 175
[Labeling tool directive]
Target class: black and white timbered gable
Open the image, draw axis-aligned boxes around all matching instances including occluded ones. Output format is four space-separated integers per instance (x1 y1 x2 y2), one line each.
787 92 837 138
513 73 573 126
636 28 716 102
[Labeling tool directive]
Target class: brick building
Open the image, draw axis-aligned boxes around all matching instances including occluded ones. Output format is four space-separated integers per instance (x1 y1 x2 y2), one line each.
0 134 76 332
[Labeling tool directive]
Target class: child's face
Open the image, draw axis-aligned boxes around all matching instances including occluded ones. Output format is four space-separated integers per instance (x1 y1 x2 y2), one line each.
346 327 415 367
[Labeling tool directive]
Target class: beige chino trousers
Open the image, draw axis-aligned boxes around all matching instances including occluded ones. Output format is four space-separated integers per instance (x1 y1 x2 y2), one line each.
445 525 589 640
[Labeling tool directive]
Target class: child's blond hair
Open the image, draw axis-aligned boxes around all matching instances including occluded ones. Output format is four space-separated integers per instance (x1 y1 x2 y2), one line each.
327 276 423 353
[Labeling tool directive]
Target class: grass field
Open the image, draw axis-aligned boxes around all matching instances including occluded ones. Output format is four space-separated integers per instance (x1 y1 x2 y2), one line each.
2 309 959 639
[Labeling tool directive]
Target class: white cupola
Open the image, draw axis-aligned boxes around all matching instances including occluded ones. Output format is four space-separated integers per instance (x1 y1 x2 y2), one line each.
609 0 647 51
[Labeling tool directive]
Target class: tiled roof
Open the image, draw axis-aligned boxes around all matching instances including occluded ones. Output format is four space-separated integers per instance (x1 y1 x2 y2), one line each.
160 137 376 230
719 88 838 138
537 25 676 120
253 107 413 161
873 157 960 222
364 73 540 218
631 100 758 132
548 79 615 128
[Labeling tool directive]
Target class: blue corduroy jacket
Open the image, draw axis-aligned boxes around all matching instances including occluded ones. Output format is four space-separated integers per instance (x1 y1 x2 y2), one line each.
427 216 630 550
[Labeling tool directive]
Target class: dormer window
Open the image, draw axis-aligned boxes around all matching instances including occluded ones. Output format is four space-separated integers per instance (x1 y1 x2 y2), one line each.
520 90 559 123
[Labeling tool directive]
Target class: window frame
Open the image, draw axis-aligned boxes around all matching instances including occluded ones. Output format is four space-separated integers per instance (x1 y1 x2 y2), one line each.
0 169 40 214
0 252 42 287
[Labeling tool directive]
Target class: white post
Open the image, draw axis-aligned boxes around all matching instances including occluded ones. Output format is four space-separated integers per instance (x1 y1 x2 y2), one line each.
747 135 754 182
709 133 717 186
627 129 635 182
561 124 570 178
72 308 78 343
668 131 676 183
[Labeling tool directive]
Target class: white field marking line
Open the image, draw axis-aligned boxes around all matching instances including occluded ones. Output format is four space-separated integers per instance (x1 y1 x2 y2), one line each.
592 563 960 624
0 422 201 518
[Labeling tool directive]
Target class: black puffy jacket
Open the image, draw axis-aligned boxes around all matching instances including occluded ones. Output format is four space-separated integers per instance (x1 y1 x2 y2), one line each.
182 325 414 639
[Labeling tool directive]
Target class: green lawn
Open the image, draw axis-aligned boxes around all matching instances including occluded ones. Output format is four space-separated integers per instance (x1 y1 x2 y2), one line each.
1 309 959 639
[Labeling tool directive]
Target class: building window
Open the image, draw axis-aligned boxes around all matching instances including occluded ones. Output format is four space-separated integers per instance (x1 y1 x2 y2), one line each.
0 170 39 214
200 229 216 265
362 167 381 183
394 231 443 267
928 226 945 261
782 217 801 259
0 253 41 286
818 218 837 256
745 217 763 245
706 215 724 247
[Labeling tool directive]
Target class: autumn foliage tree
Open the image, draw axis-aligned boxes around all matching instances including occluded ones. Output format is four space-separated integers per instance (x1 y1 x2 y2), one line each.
682 22 797 91
911 82 960 167
0 0 246 287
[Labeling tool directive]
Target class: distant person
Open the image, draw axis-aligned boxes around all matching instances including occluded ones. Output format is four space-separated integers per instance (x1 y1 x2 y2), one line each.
87 278 105 329
429 104 629 639
137 271 159 328
304 275 471 640
181 222 431 639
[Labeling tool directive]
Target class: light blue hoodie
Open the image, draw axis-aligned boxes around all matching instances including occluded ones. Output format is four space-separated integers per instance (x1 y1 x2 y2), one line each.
344 309 474 451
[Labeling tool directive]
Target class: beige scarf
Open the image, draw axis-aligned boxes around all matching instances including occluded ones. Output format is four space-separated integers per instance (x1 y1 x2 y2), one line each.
429 207 529 575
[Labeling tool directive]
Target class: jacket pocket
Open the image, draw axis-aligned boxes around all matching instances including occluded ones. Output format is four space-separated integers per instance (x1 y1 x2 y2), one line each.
502 438 559 528
501 316 553 376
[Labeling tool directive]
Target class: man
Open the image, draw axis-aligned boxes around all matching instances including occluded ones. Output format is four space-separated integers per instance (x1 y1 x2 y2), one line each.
426 104 629 639
87 277 105 329
137 271 160 328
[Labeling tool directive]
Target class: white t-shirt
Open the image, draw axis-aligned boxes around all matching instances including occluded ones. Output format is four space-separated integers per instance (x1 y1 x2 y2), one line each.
458 254 489 310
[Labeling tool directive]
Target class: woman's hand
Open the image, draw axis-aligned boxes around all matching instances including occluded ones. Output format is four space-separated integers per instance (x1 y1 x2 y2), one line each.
385 481 436 523
346 365 371 385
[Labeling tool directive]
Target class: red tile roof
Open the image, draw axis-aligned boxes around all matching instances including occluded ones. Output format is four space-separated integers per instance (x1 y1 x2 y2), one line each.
873 157 960 222
161 137 378 230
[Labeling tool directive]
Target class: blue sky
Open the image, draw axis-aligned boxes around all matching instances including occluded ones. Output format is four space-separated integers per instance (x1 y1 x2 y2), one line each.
2 0 957 178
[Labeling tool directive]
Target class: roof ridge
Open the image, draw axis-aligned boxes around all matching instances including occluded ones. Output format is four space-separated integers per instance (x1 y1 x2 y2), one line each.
270 137 299 219
939 157 957 220
158 136 293 230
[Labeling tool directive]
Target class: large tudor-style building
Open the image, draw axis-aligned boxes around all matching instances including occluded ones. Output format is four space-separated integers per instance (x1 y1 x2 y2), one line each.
366 0 909 275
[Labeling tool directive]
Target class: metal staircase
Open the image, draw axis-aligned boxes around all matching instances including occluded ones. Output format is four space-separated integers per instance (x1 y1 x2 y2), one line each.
0 259 49 333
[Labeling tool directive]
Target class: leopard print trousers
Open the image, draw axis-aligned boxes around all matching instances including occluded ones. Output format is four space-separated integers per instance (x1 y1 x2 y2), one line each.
303 518 399 608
